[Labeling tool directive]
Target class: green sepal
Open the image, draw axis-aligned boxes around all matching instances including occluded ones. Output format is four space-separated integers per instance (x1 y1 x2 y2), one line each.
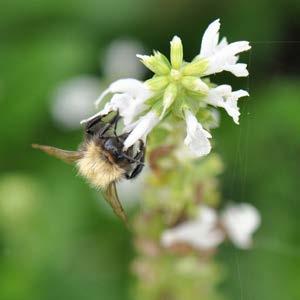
145 91 163 106
172 95 184 119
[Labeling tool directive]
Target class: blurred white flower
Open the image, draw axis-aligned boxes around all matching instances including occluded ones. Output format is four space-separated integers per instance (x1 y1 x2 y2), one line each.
184 110 212 157
205 85 249 124
161 206 225 250
161 203 261 251
198 19 251 77
103 38 145 80
51 76 102 130
221 203 261 249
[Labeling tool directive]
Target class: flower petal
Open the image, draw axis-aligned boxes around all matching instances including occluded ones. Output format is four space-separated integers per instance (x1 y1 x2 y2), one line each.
161 205 225 250
221 203 261 249
184 110 212 157
205 86 249 124
204 41 251 76
199 19 220 58
101 93 148 126
223 63 249 77
123 111 159 149
95 78 151 107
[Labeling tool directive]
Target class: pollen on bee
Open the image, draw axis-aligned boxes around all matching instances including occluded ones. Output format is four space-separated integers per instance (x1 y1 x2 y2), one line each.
76 141 125 189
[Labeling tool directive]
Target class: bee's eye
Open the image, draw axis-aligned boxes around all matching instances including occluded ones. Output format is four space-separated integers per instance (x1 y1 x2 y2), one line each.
116 152 124 159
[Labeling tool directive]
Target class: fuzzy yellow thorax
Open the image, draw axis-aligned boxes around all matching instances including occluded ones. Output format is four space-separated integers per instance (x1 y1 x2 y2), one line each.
76 141 124 189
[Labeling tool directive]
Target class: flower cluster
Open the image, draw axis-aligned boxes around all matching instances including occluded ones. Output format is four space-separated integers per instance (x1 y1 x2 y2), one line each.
161 203 261 250
81 19 251 157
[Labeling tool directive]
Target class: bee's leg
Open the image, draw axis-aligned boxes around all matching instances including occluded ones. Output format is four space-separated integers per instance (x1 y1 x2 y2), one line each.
85 115 103 134
125 162 144 179
98 111 121 138
117 132 130 143
98 123 112 137
125 142 145 179
112 112 122 139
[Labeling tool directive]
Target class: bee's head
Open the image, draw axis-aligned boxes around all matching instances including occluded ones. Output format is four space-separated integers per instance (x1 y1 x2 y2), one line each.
102 137 126 161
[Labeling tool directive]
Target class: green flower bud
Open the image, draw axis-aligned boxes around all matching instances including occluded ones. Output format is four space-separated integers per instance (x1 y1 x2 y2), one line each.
160 83 178 119
145 76 169 91
137 51 171 75
170 36 183 70
182 58 208 76
181 76 209 94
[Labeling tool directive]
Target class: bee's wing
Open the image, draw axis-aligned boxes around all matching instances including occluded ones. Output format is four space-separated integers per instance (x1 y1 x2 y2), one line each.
32 144 82 164
104 182 128 226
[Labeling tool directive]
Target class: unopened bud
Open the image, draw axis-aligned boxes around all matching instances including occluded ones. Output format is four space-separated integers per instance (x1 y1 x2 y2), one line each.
170 36 183 70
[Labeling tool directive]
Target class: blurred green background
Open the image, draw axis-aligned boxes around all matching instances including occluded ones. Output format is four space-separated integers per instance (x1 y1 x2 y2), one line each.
0 0 299 299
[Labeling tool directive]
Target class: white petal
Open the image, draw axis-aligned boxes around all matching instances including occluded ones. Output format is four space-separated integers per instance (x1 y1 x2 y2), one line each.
224 90 249 124
95 78 152 107
205 41 251 75
216 37 228 50
199 19 220 58
94 87 111 108
232 89 249 98
221 203 261 249
81 93 132 124
109 78 151 98
184 110 212 157
205 86 248 124
123 111 159 149
223 63 249 77
214 84 232 96
223 98 240 124
161 205 225 250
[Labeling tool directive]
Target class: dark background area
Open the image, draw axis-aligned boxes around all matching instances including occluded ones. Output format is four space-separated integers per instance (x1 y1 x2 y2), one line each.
0 0 299 299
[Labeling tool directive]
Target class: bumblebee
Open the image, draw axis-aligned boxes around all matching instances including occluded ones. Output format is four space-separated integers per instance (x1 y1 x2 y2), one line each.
32 111 145 224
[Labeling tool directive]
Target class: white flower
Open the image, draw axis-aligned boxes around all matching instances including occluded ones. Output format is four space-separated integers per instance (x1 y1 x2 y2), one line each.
161 203 261 251
123 110 160 149
184 110 212 157
51 76 102 130
199 19 251 77
221 203 261 249
205 85 249 124
81 78 152 126
161 205 225 250
103 38 145 80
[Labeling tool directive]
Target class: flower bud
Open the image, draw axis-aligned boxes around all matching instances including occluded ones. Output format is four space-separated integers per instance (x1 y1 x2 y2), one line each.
170 36 183 70
137 51 171 75
160 83 177 119
182 58 208 76
145 76 169 91
182 76 209 94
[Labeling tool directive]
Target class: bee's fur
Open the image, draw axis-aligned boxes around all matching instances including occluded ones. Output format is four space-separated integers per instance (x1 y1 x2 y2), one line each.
77 140 125 189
